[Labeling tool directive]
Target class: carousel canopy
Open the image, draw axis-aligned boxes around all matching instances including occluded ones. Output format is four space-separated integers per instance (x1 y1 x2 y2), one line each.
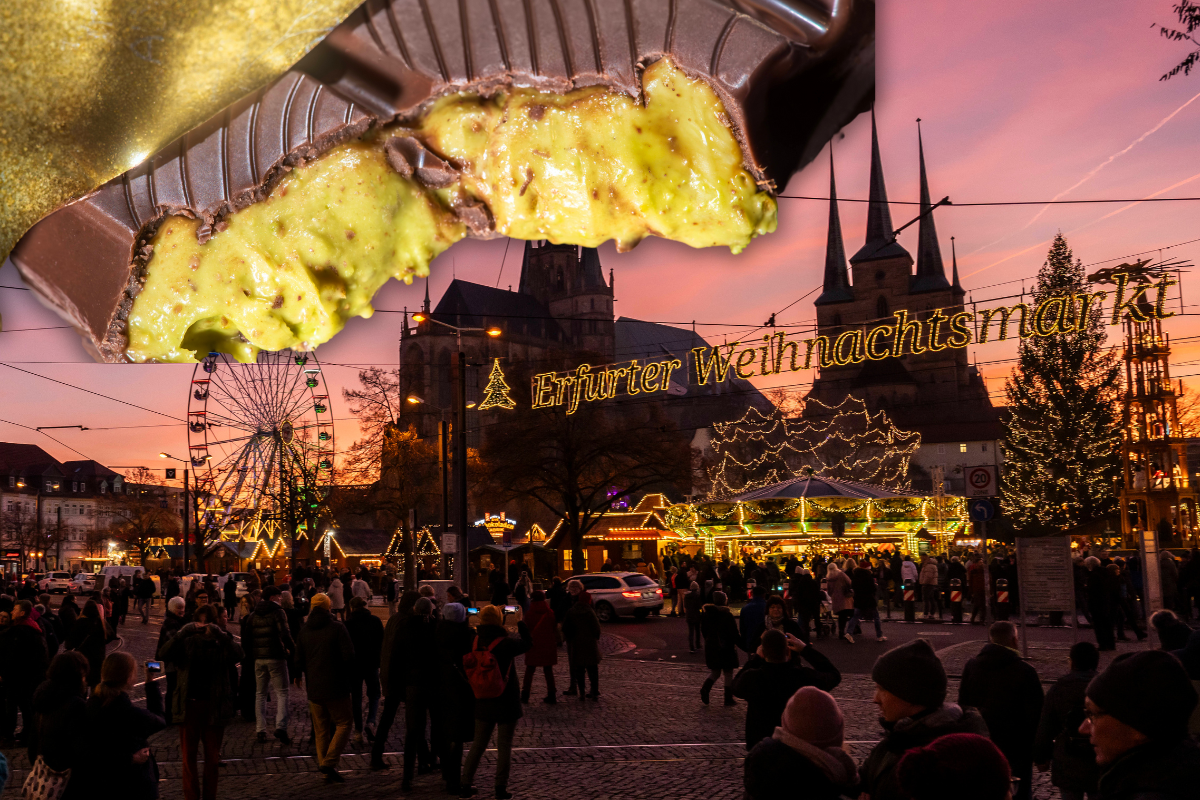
727 476 924 502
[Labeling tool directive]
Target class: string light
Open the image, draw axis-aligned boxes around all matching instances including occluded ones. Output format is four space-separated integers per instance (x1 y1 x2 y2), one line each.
478 359 517 411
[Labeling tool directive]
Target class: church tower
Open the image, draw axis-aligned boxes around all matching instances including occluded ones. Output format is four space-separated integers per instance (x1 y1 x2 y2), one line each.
518 241 615 358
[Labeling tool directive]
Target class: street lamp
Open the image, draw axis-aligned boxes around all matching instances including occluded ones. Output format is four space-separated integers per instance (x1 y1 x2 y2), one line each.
159 453 201 573
407 314 501 596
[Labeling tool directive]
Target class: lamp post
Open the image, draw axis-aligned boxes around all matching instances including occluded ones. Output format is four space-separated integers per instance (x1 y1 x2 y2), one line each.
158 453 208 574
409 311 500 597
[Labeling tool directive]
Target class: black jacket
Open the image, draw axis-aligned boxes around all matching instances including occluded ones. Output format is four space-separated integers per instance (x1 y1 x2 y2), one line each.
28 680 87 776
731 647 841 749
859 704 990 800
744 736 858 800
469 622 532 724
547 583 571 622
248 600 294 661
1032 669 1100 793
134 577 156 600
0 619 49 691
76 679 165 800
851 567 878 611
160 622 243 723
346 606 384 671
436 619 476 740
296 606 355 703
66 614 107 687
397 614 439 688
701 605 740 671
1096 737 1200 800
155 611 185 665
958 643 1044 764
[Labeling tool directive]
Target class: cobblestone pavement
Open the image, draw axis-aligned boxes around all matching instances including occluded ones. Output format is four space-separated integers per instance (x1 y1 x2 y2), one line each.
0 604 1157 799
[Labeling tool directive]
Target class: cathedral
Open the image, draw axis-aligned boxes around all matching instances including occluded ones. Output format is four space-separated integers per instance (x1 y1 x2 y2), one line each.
804 113 1003 492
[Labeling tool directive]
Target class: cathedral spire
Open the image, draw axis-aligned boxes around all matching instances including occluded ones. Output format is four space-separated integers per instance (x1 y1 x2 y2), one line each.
851 108 909 264
423 277 431 313
950 236 964 294
816 145 853 305
912 119 951 293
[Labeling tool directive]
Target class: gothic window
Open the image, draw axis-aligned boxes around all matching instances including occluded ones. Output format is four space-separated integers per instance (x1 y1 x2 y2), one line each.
556 269 564 290
437 348 453 408
876 296 889 318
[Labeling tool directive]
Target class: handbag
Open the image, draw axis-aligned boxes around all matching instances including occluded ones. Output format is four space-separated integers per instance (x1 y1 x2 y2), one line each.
22 756 71 800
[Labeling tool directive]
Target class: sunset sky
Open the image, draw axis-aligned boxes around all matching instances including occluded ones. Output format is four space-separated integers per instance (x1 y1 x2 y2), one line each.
2 0 1199 484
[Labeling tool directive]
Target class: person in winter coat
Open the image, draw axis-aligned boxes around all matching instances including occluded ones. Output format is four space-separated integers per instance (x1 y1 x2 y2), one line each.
825 563 854 640
295 593 356 783
0 600 49 744
739 586 768 651
1033 641 1102 800
75 653 165 800
345 595 384 745
1174 627 1200 738
918 557 940 619
683 581 704 652
958 621 1044 800
435 603 476 794
66 599 109 689
746 594 804 653
859 639 989 800
546 577 570 623
897 733 1012 800
732 629 840 749
350 574 371 604
848 563 886 643
743 687 858 800
371 590 420 770
699 591 740 706
398 597 439 789
221 573 238 622
460 605 532 799
1150 608 1192 651
155 596 188 725
160 604 243 800
967 557 988 624
26 651 89 799
328 578 346 621
1084 556 1117 651
791 568 821 642
1081 650 1200 800
562 581 602 699
57 594 79 635
247 585 295 744
1160 550 1180 612
520 591 558 704
513 571 533 614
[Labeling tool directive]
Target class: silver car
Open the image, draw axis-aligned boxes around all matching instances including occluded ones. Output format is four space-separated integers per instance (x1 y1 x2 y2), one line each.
577 572 663 622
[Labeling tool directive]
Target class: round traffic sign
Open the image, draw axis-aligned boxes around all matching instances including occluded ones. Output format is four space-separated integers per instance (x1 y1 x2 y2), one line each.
968 499 995 522
966 466 994 494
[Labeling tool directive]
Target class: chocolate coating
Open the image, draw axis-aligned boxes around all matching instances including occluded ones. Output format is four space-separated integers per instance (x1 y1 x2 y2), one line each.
11 0 873 362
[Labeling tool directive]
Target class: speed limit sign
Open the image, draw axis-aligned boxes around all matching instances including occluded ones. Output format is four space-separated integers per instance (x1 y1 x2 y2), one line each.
966 465 997 497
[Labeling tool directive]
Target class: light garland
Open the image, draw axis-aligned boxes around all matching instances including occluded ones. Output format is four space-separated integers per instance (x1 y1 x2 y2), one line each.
478 359 517 411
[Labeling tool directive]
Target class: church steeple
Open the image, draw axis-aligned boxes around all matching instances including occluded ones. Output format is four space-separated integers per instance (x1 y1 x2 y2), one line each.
950 236 964 295
851 108 910 264
422 277 431 313
815 146 853 305
912 119 951 293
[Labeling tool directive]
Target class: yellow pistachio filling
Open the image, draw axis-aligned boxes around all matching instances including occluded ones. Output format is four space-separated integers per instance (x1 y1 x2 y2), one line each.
127 58 776 363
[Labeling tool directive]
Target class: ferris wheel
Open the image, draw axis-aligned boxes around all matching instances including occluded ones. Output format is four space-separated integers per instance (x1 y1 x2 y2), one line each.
187 350 335 547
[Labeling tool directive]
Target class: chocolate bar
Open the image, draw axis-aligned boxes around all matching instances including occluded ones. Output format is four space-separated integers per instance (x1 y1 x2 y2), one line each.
11 0 873 362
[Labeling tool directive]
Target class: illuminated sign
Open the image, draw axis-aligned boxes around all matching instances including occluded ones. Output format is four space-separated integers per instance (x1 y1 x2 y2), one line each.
523 272 1176 415
477 512 517 542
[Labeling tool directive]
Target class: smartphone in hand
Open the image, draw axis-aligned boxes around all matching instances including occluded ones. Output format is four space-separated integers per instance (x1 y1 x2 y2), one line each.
145 660 163 672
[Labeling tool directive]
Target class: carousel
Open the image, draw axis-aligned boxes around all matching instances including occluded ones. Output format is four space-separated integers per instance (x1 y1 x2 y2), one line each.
665 475 967 560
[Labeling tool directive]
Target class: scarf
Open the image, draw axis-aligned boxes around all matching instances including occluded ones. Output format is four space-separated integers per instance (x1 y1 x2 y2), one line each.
771 727 857 787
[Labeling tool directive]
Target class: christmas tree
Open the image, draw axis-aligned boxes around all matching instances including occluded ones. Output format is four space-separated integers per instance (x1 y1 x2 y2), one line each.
478 358 516 410
1001 233 1122 534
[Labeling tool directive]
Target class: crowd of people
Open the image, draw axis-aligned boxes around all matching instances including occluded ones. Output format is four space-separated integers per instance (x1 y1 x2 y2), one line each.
0 553 1198 800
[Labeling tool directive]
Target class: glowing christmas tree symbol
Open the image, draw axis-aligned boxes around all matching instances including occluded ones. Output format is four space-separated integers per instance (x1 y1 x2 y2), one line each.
478 358 516 411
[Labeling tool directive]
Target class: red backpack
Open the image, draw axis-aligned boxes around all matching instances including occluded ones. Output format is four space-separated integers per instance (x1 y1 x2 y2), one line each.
463 636 508 699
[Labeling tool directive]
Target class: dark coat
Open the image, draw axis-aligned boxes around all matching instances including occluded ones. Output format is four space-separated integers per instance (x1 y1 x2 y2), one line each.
470 622 532 724
792 573 821 617
397 614 438 688
66 614 107 687
851 567 878 611
160 622 243 723
739 598 767 651
248 600 294 661
546 583 571 622
744 736 858 800
345 606 384 672
155 610 186 664
1032 669 1100 793
0 619 49 692
57 598 79 633
562 600 602 667
958 643 1044 765
28 680 87 776
295 606 355 703
379 611 406 697
731 647 840 749
76 680 165 800
859 704 990 800
523 600 558 667
436 619 476 741
1096 738 1200 800
684 589 704 623
701 604 740 671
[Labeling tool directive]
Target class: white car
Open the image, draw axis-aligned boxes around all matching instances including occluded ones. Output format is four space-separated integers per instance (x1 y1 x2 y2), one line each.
69 573 97 594
38 572 74 593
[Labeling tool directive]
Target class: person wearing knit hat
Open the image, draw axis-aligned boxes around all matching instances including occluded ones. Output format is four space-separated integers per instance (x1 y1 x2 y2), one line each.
859 639 988 800
1081 650 1200 799
896 734 1012 800
743 687 858 800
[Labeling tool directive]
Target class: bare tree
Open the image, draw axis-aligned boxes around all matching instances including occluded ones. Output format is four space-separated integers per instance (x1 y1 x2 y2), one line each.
108 492 182 567
0 500 39 572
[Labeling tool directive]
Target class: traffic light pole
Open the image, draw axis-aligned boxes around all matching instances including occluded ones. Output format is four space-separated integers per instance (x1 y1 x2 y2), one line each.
456 347 469 598
183 468 190 574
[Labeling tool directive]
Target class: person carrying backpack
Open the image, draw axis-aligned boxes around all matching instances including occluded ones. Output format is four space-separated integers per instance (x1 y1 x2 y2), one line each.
459 605 532 799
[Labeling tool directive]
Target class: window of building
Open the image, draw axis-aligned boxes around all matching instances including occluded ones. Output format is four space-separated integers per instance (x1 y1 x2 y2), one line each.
620 542 642 560
959 443 967 453
937 444 946 454
7 476 13 488
876 296 889 318
45 481 53 492
875 269 885 283
982 443 988 452
562 549 572 572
